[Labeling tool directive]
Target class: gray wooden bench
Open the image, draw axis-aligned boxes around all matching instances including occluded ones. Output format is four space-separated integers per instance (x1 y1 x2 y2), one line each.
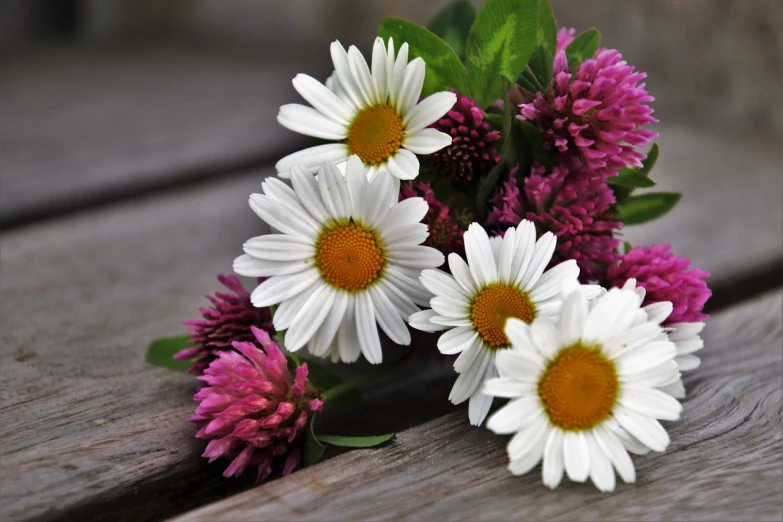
1 45 781 522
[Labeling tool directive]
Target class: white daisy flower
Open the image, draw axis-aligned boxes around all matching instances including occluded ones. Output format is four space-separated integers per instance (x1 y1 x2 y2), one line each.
408 221 600 426
275 37 457 182
482 287 683 492
621 278 705 399
234 156 444 364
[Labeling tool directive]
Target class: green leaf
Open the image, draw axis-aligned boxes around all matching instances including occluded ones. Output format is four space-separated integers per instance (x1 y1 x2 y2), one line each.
317 433 396 448
465 0 539 106
608 143 660 193
427 0 476 61
527 0 557 88
565 28 600 71
146 335 194 371
303 415 326 467
639 143 660 176
615 192 682 226
608 169 656 189
378 17 468 96
624 241 633 254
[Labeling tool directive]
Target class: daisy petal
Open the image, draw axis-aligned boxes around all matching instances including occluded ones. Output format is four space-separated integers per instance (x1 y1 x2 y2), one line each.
593 424 635 484
291 73 354 124
371 37 388 101
370 286 410 345
403 128 453 155
449 346 490 404
468 358 497 426
420 269 469 301
278 104 348 140
563 431 590 482
464 224 499 286
403 91 458 133
286 284 337 351
396 57 425 114
527 260 579 302
347 46 375 106
233 254 312 277
520 232 556 290
307 290 348 357
542 430 565 489
614 407 670 452
619 387 682 421
337 294 362 363
290 165 331 223
585 431 616 492
387 148 420 180
408 309 449 332
276 144 348 177
330 41 366 110
486 396 542 434
437 326 477 355
355 292 383 364
250 270 320 308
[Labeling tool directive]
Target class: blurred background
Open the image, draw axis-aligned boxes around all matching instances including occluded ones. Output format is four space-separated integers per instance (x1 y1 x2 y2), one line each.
1 0 781 229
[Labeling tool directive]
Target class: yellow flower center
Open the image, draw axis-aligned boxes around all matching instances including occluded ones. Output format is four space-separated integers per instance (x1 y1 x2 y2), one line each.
315 221 385 292
471 284 536 349
538 344 619 431
346 105 404 165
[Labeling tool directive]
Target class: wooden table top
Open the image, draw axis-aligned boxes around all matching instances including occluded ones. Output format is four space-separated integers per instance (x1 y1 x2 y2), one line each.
1 45 781 522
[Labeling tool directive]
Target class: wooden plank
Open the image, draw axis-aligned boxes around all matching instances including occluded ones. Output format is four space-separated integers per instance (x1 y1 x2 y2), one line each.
0 44 318 229
622 126 783 287
0 166 454 522
0 124 780 520
171 290 783 522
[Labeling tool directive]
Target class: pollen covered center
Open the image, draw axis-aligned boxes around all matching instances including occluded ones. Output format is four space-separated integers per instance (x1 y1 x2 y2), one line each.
538 344 619 431
347 105 404 165
471 284 536 349
315 221 385 292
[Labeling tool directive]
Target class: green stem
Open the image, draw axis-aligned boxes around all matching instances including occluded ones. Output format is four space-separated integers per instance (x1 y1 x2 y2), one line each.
321 360 403 402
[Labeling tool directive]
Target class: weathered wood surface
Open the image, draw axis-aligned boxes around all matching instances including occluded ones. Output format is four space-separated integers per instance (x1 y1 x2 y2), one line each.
172 290 783 522
0 166 454 522
622 127 783 290
0 44 316 229
0 125 781 521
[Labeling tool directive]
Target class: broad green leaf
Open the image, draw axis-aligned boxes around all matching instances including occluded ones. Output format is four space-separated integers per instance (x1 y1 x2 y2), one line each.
465 0 539 106
427 0 476 61
608 144 660 192
146 335 193 371
378 17 468 96
608 170 656 189
527 0 557 88
303 416 326 467
317 433 396 448
640 143 660 176
615 192 681 226
624 241 633 254
565 28 600 71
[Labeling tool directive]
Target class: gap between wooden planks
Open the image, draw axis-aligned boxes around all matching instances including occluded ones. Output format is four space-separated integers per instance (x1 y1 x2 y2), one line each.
0 124 781 521
0 44 320 230
172 289 783 522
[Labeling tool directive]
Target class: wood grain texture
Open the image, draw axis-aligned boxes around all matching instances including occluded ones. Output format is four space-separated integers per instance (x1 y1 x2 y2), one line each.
172 290 783 522
0 44 316 228
0 125 780 520
0 167 454 522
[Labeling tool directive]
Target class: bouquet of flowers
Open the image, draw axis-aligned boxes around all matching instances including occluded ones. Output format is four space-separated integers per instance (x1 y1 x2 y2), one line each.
148 0 711 493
